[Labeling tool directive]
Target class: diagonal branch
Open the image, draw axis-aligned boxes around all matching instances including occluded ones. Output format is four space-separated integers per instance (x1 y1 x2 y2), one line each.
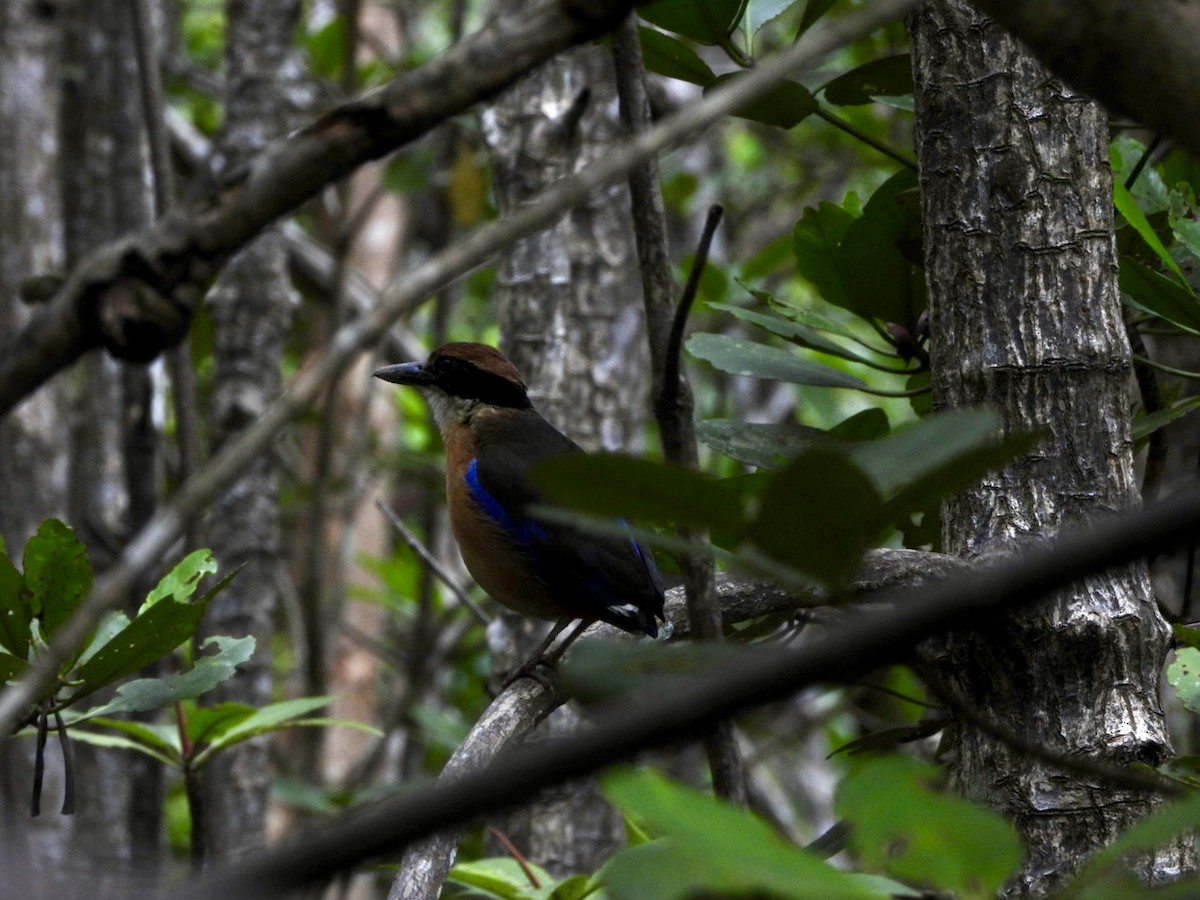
0 0 638 418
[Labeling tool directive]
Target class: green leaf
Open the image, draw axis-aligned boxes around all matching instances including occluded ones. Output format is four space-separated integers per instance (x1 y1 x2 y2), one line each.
69 716 182 763
1134 396 1200 442
74 610 130 668
798 0 839 35
1168 647 1200 714
194 696 338 765
69 635 255 722
448 857 557 900
531 453 742 534
706 73 817 129
71 569 239 700
745 0 802 37
836 170 924 326
1173 624 1200 651
836 756 1022 897
1114 179 1188 286
186 702 256 748
793 200 856 309
141 549 218 614
0 650 27 683
709 302 880 365
688 332 870 390
828 408 889 442
696 419 824 468
305 16 348 82
55 727 180 768
23 519 92 638
1120 257 1200 335
638 0 745 45
381 147 436 194
603 768 884 900
749 447 881 588
0 543 30 658
639 27 715 86
821 55 913 106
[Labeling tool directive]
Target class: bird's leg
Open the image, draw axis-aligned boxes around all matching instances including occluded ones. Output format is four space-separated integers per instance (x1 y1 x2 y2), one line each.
502 616 592 690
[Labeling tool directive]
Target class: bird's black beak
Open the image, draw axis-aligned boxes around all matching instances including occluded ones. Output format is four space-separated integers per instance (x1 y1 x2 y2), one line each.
373 361 431 386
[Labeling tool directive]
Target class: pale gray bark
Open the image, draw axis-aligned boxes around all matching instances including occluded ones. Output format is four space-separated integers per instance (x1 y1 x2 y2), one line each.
910 1 1187 892
199 0 302 862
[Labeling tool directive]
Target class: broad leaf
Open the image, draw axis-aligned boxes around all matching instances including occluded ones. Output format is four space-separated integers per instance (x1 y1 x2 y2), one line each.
696 419 824 468
797 0 839 35
531 453 742 534
74 610 130 669
56 727 180 769
1134 396 1200 442
688 332 870 391
709 302 880 366
448 857 558 900
828 408 889 442
194 696 338 763
1168 648 1200 714
70 635 256 722
836 169 924 326
1120 258 1200 335
639 27 715 86
836 756 1022 896
0 543 29 658
23 519 91 638
1114 179 1187 286
140 549 218 614
638 0 745 45
706 73 817 129
749 446 881 588
603 769 884 900
821 55 913 106
0 650 27 683
793 200 856 309
745 0 803 39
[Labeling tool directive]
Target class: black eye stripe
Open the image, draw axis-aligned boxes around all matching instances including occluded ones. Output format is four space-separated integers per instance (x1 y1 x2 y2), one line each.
433 357 531 409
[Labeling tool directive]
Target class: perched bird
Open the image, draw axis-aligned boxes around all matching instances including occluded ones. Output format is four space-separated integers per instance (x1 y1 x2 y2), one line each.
374 342 665 668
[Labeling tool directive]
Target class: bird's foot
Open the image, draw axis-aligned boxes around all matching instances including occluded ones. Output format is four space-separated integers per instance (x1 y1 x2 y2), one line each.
500 656 558 692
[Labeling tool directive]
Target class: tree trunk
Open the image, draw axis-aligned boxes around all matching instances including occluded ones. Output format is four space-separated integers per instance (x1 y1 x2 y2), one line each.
200 0 301 862
910 1 1188 891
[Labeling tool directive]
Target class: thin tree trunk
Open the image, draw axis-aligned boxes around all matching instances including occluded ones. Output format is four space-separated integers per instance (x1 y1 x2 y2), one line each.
200 0 302 862
910 1 1189 891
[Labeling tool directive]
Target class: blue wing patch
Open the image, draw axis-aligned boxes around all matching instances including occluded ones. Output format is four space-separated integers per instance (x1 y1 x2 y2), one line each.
465 458 548 545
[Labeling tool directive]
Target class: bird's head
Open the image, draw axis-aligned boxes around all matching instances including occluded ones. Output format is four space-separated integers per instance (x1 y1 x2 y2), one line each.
374 342 531 433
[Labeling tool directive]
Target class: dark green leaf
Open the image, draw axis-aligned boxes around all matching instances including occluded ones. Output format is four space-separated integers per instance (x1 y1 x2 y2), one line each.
1114 180 1187 285
0 650 27 683
186 702 257 748
740 235 793 280
194 696 339 766
709 302 878 365
836 170 924 326
696 419 824 468
688 333 870 390
793 200 855 309
72 577 229 700
836 756 1022 896
448 857 557 898
1134 396 1200 442
639 27 715 86
828 408 889 442
0 540 30 658
70 635 255 722
1172 624 1200 651
68 716 181 763
1120 257 1200 335
305 16 347 82
603 769 884 900
828 720 946 757
75 611 130 669
797 0 839 35
638 0 745 45
821 55 913 106
749 447 881 588
23 519 92 638
705 73 817 129
56 726 180 768
381 148 436 194
531 453 742 534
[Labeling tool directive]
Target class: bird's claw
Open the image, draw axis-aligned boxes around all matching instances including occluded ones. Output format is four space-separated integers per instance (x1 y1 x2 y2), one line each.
501 657 558 692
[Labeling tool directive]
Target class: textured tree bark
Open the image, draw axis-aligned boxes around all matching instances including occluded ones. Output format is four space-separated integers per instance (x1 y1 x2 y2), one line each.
0 1 73 891
199 0 302 863
910 1 1188 892
477 34 647 879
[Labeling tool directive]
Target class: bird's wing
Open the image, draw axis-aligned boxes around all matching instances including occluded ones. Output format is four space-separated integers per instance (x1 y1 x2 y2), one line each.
469 412 664 635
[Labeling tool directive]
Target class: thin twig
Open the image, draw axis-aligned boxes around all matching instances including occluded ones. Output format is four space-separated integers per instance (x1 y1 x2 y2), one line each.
375 498 491 626
815 106 918 171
